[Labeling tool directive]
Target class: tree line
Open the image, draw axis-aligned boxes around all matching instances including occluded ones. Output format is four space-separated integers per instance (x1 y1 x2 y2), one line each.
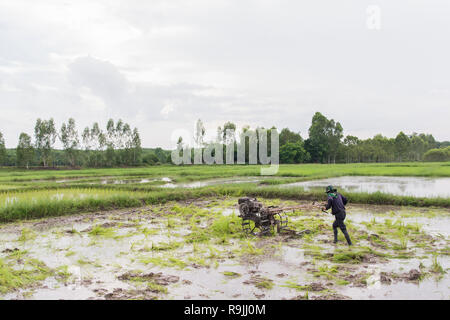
0 112 449 168
302 112 449 163
179 112 450 164
0 118 153 168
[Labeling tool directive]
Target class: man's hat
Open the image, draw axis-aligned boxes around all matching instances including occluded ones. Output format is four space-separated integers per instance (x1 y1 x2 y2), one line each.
325 185 336 193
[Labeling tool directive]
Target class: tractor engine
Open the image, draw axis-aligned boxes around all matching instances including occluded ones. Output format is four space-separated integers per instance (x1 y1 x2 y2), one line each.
238 197 263 218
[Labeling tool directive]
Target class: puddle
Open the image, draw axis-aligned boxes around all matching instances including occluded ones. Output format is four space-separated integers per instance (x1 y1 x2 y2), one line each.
341 271 449 299
280 176 450 198
54 176 172 185
99 177 172 185
160 177 260 188
347 208 450 237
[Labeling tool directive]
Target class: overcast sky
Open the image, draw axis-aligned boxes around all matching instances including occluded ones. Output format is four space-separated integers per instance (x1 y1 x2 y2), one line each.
1 0 449 149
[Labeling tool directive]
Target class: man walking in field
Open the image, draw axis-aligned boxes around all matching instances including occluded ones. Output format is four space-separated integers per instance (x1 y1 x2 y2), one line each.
323 185 352 245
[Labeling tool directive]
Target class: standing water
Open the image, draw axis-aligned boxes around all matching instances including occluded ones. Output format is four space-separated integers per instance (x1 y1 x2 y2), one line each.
280 176 450 198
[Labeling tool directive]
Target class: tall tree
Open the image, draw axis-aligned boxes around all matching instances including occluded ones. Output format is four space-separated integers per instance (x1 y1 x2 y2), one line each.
306 112 331 163
106 119 116 149
325 119 343 163
34 118 56 167
279 128 303 146
119 122 132 165
410 133 425 161
16 133 34 168
131 128 142 165
105 119 116 166
82 122 105 167
343 135 360 163
91 122 106 167
115 119 125 150
395 131 410 161
60 118 80 167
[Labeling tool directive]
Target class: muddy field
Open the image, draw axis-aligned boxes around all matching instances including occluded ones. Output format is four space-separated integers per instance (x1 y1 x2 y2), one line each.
0 197 448 300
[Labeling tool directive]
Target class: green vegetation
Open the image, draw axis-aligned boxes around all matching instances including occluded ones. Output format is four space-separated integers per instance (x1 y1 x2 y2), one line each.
424 147 450 162
139 256 187 270
222 271 241 278
0 257 56 294
431 255 445 274
251 276 274 290
88 225 117 238
0 162 449 222
1 112 449 168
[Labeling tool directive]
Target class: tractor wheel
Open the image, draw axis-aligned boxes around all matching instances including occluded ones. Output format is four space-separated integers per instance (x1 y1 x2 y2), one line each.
239 203 250 217
242 218 261 235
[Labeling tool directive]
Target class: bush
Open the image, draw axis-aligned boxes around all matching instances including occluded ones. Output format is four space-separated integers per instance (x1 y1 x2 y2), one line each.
423 147 450 162
143 153 160 165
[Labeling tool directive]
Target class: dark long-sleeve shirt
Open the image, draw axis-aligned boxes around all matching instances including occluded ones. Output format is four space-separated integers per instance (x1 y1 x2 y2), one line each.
325 193 348 215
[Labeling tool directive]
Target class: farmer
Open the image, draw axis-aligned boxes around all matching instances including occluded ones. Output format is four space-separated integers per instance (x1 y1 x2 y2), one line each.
323 185 352 245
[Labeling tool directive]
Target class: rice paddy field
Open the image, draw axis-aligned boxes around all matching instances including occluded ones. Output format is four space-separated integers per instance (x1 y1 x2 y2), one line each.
0 162 449 300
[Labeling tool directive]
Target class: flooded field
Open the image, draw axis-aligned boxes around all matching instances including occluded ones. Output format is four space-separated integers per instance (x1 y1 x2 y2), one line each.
160 177 261 189
50 175 263 188
280 176 450 198
0 198 448 300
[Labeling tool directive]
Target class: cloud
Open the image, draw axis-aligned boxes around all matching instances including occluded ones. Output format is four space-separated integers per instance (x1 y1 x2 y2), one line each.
0 0 449 149
68 56 129 110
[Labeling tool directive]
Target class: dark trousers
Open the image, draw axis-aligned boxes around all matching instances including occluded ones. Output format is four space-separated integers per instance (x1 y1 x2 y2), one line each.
332 212 352 245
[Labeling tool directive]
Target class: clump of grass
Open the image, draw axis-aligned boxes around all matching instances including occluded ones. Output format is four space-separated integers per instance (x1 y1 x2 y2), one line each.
222 271 241 278
335 279 350 285
65 250 76 257
207 245 221 259
138 227 159 237
331 247 386 264
430 255 445 274
253 277 274 290
18 228 36 242
77 258 92 266
210 214 241 237
281 281 310 291
88 225 116 238
302 244 324 258
139 256 187 270
151 241 184 251
187 256 210 267
166 217 177 229
0 258 53 294
6 249 28 260
312 265 338 280
185 227 210 243
393 237 408 251
147 281 168 294
237 241 264 256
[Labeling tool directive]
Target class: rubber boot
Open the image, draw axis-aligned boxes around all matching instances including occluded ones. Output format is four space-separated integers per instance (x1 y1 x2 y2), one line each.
333 228 338 243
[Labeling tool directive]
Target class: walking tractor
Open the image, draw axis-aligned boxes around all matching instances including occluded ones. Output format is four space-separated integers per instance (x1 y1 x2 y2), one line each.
237 197 320 236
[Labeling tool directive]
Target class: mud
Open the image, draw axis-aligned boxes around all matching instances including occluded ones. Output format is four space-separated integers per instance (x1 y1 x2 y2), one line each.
118 271 180 285
0 198 448 300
